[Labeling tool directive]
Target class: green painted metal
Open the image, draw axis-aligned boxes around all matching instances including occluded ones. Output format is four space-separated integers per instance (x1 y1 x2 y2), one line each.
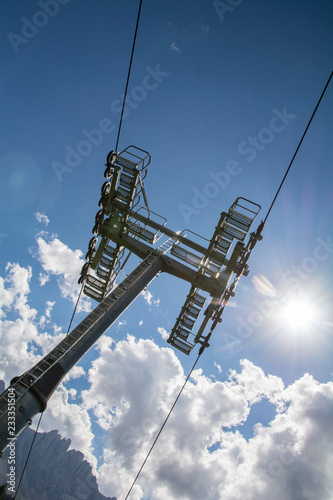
79 146 261 355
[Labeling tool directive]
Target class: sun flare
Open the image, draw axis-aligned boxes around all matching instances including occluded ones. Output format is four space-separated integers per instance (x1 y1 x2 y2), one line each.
277 293 320 333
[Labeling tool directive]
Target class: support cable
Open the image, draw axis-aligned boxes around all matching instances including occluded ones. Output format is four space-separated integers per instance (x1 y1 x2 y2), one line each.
66 282 84 334
124 350 203 500
13 413 43 500
13 284 84 499
115 0 143 152
123 70 333 498
263 70 332 224
12 3 144 496
124 70 333 499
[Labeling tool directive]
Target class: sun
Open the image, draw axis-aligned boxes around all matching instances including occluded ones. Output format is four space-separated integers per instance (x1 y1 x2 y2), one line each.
277 292 320 334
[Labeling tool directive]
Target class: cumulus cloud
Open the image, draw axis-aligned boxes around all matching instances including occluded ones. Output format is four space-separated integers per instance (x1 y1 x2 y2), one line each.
78 337 333 500
157 326 169 340
0 261 95 465
35 212 50 226
38 271 50 286
1 260 333 500
141 288 160 307
1 231 332 499
35 234 91 312
41 384 96 469
0 263 65 382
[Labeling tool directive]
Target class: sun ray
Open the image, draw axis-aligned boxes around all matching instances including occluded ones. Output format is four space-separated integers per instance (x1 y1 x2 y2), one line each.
276 291 321 335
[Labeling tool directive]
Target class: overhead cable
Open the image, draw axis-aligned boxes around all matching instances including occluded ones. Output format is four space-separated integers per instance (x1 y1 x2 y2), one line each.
264 70 333 223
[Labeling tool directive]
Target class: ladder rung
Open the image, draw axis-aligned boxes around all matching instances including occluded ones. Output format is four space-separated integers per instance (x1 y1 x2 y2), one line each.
86 273 106 285
208 253 225 267
118 186 131 198
84 287 103 301
99 256 113 269
103 246 116 258
97 268 111 280
170 337 193 355
215 238 231 253
49 350 61 359
204 265 220 277
116 156 138 169
192 293 206 307
60 339 73 348
186 305 201 319
82 317 94 327
86 276 107 292
31 366 44 377
175 327 191 341
229 209 253 228
119 173 133 188
16 380 30 389
89 310 100 320
103 295 116 307
69 330 82 340
222 223 246 241
180 316 195 330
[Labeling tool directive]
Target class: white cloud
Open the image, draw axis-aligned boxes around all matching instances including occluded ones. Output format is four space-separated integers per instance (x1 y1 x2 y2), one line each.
157 326 169 340
68 388 77 400
1 232 332 499
78 337 333 500
214 361 222 373
35 212 50 226
39 300 55 327
35 234 91 312
38 271 50 286
63 365 86 382
170 42 181 54
0 275 14 318
0 261 95 467
45 300 55 318
82 335 184 496
41 384 96 469
141 289 160 307
0 263 65 382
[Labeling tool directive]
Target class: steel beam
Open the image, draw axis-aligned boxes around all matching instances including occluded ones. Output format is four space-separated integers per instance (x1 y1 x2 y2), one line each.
0 254 163 454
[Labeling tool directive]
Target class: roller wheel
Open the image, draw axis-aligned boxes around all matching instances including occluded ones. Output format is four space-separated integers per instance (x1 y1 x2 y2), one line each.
92 223 99 235
101 181 111 195
88 236 98 250
106 150 116 166
78 274 86 285
98 194 107 208
82 262 89 273
80 262 89 275
104 166 114 178
85 248 95 261
95 209 104 224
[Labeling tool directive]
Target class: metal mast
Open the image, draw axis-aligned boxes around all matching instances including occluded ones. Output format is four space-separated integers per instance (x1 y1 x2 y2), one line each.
0 146 262 454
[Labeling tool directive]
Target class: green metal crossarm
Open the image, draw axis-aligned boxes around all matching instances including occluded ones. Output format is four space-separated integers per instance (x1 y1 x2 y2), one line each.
80 146 153 301
167 197 260 354
193 241 244 344
79 146 262 358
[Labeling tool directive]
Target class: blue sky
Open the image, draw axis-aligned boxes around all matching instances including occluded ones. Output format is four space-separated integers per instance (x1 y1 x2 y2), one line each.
1 1 333 499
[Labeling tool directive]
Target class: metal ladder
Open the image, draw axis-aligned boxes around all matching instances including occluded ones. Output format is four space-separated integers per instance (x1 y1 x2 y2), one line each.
2 253 159 409
168 285 207 355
